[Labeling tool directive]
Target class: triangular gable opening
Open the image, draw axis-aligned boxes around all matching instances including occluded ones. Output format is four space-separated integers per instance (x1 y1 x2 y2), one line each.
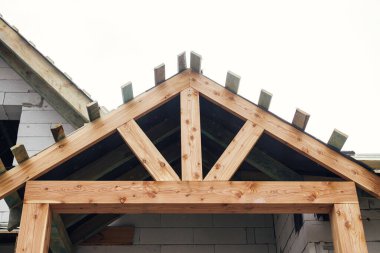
199 95 245 178
135 95 181 179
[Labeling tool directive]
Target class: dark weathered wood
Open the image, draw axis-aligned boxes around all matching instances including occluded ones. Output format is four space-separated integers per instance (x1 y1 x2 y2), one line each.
121 82 133 104
292 108 310 131
0 18 91 127
225 71 240 94
11 144 29 164
178 51 187 72
154 64 165 85
86 101 100 122
190 51 202 73
80 226 134 245
49 214 73 253
328 129 348 151
258 89 272 110
50 124 66 142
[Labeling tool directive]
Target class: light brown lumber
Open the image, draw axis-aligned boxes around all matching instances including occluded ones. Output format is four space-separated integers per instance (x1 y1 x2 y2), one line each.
16 203 51 253
330 203 368 253
181 87 202 181
118 120 180 181
0 70 190 199
24 181 357 214
204 121 264 181
190 73 380 198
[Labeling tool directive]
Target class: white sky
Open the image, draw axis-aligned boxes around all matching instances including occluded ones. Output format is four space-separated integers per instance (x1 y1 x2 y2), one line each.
0 0 379 153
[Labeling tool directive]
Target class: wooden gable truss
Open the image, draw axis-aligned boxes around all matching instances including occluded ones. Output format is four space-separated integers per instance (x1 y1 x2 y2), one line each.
0 52 378 253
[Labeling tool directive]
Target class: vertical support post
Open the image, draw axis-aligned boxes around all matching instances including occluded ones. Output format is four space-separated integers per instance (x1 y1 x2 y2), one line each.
16 203 52 253
258 89 272 110
225 71 240 94
50 124 66 142
330 203 368 253
180 87 202 181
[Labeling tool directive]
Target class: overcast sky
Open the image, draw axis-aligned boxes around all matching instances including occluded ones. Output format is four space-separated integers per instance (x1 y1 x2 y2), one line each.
0 0 379 153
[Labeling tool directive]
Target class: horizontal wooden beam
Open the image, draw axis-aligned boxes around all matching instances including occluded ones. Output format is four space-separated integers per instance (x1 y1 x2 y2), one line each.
190 73 380 198
24 181 358 214
0 70 191 199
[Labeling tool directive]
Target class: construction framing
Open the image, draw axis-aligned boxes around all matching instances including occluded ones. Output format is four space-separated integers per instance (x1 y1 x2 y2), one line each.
2 66 377 253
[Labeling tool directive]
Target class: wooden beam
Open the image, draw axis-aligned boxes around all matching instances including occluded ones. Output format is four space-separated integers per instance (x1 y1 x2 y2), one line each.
16 203 51 253
190 51 202 73
154 63 165 85
328 129 348 151
190 73 380 198
204 121 264 181
0 70 190 199
225 71 240 94
330 203 368 253
258 89 272 110
292 108 310 131
80 226 134 245
0 18 91 127
121 82 133 104
118 120 180 181
50 124 66 142
24 181 358 214
86 101 100 122
178 51 187 72
181 87 202 181
11 144 29 164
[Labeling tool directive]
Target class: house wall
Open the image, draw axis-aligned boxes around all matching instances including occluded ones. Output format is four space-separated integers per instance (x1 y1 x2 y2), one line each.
0 56 75 226
75 214 276 253
274 198 380 253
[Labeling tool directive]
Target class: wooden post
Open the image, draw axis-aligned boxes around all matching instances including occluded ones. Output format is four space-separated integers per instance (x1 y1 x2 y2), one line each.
330 203 368 253
11 144 29 164
292 108 310 131
328 129 348 150
16 203 52 253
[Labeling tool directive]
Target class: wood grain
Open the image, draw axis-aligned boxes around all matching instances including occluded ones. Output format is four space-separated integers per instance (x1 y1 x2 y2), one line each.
204 121 264 181
181 88 202 181
118 120 180 181
24 181 357 214
16 203 51 253
330 203 368 253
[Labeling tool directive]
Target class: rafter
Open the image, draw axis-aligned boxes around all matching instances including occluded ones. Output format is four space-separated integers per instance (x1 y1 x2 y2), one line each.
181 87 202 181
204 121 264 181
190 73 380 197
118 120 180 181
